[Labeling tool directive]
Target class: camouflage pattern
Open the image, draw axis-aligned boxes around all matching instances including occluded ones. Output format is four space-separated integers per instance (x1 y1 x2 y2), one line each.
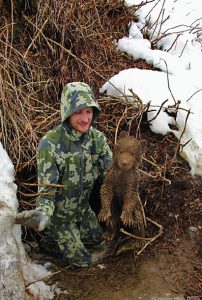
36 82 112 267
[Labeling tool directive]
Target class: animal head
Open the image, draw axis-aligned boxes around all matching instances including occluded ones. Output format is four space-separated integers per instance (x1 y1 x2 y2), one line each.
114 131 147 171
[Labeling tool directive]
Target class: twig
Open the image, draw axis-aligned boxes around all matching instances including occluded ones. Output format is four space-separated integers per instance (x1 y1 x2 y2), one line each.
173 109 191 161
138 194 147 227
150 0 166 41
120 228 152 241
24 18 49 58
137 217 163 255
25 265 71 288
166 33 181 52
43 37 126 99
139 168 171 185
186 89 202 102
120 217 163 256
114 106 127 144
159 152 168 202
147 99 168 123
18 190 56 197
17 180 64 188
161 58 178 105
141 156 171 185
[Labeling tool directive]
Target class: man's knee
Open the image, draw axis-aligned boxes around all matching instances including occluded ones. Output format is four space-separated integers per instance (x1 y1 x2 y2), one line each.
39 234 61 257
58 240 92 267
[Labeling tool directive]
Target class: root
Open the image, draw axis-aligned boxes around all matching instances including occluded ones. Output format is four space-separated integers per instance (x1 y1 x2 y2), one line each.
117 217 163 256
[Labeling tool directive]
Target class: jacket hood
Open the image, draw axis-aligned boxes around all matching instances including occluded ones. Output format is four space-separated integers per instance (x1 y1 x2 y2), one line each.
60 82 100 123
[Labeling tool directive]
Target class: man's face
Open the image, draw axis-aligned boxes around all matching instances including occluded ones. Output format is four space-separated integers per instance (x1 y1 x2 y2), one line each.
68 107 93 133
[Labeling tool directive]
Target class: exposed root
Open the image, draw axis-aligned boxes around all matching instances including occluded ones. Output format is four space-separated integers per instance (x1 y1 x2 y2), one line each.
117 217 163 256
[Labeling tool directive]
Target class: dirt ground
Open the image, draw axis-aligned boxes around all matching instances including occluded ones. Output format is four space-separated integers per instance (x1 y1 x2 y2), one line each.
47 235 201 300
29 129 202 300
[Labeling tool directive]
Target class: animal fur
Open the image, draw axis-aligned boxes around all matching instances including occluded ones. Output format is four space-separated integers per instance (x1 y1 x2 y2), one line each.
98 131 147 240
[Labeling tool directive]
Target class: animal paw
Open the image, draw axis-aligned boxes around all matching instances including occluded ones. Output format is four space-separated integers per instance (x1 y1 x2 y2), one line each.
120 211 135 227
103 231 116 241
98 209 113 225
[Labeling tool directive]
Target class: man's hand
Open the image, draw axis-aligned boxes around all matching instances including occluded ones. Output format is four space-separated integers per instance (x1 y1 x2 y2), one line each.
15 210 48 231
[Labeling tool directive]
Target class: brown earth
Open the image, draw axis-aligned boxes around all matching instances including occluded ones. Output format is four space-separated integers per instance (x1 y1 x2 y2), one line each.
49 236 201 300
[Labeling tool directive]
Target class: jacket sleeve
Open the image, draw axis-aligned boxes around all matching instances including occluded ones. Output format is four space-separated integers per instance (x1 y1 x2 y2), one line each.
97 132 113 180
36 139 59 218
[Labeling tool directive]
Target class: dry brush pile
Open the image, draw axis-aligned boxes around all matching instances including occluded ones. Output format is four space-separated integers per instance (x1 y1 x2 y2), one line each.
0 0 139 170
0 0 152 204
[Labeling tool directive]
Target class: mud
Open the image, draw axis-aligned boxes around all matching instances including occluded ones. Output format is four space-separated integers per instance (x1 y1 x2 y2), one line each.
40 230 199 300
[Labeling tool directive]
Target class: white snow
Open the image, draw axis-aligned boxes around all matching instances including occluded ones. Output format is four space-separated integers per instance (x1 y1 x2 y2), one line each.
0 142 55 299
101 0 202 176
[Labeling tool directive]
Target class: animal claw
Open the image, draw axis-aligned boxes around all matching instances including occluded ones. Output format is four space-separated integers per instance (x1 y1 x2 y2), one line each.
98 209 113 224
122 207 142 227
103 231 115 241
120 211 135 228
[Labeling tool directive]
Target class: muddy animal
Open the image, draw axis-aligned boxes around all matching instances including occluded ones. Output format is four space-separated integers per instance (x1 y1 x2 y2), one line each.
98 131 147 240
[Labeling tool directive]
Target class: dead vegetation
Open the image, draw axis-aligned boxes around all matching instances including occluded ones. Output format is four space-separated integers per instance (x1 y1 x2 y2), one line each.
0 0 155 202
0 0 139 171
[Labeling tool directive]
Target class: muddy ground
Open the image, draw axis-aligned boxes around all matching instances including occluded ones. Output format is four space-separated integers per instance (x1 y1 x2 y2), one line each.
29 129 202 300
48 234 201 300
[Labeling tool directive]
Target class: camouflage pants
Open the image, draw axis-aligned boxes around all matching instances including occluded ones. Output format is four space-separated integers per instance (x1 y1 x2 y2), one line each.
40 205 103 267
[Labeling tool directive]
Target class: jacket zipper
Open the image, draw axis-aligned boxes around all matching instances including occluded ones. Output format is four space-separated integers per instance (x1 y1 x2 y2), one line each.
78 141 84 194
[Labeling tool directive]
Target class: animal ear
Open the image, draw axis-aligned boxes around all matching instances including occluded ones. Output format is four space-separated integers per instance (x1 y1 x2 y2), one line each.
140 139 147 152
118 131 128 138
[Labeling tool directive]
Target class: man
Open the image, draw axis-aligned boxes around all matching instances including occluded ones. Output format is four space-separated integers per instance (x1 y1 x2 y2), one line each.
16 82 112 267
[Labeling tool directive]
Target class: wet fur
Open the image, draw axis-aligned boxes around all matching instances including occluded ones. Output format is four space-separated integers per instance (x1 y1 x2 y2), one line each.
99 131 147 240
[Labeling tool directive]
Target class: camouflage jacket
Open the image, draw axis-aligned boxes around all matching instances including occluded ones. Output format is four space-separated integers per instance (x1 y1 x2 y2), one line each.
36 82 112 227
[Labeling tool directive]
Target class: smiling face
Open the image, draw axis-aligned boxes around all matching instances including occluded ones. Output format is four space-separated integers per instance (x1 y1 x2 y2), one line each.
68 107 93 133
